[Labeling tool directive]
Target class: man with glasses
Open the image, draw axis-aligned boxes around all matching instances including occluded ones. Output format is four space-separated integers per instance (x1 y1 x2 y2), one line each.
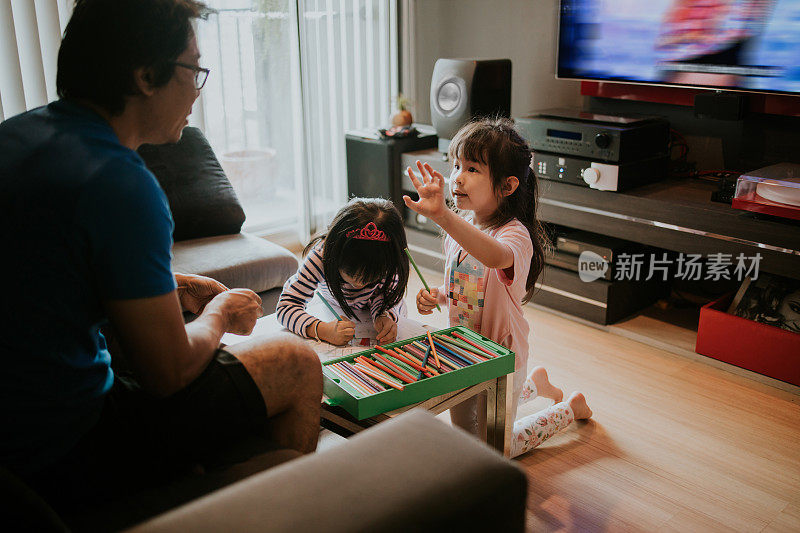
0 0 322 527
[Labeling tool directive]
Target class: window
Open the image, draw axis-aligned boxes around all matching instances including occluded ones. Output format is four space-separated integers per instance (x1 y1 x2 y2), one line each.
0 0 73 120
195 0 398 239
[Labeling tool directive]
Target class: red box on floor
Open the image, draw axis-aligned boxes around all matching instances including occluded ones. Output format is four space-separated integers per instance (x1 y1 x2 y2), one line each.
696 294 800 386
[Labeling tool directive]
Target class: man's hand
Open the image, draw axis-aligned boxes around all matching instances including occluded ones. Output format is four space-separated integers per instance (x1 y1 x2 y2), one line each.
374 315 397 345
175 273 228 314
416 287 439 315
318 318 355 346
204 288 262 335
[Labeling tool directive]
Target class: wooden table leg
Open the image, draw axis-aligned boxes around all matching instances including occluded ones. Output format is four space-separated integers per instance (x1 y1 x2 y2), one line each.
497 374 510 457
486 378 498 451
486 375 510 457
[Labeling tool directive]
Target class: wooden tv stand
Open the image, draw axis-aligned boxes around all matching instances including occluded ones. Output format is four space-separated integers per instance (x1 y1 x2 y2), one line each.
537 178 800 280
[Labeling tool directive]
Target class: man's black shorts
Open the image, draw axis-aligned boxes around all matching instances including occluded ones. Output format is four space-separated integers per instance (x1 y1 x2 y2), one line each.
29 349 272 511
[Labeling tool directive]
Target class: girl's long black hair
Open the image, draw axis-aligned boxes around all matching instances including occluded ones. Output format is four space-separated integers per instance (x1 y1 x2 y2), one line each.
448 117 547 304
303 197 409 320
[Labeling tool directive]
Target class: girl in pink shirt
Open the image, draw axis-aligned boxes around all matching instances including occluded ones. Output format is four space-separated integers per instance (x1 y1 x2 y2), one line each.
405 118 592 457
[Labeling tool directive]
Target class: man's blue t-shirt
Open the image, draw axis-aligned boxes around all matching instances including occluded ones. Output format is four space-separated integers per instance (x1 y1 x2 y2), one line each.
0 100 176 475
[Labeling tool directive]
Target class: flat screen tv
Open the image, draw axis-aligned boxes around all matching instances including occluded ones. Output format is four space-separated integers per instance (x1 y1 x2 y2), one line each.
557 0 800 96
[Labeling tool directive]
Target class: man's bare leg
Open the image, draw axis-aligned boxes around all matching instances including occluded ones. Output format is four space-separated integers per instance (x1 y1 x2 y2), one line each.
227 333 323 454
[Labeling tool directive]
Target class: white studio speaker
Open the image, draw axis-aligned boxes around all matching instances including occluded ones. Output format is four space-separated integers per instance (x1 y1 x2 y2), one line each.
430 58 512 153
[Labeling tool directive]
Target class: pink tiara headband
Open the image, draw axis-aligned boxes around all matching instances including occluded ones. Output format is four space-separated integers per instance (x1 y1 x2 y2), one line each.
346 222 390 242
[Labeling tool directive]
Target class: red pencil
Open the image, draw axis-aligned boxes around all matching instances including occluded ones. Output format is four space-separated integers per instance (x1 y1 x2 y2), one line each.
364 354 416 383
390 348 438 377
355 356 410 384
373 346 418 381
451 332 499 358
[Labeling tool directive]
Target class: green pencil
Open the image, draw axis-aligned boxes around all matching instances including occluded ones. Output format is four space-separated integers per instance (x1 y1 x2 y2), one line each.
404 247 441 312
316 291 341 320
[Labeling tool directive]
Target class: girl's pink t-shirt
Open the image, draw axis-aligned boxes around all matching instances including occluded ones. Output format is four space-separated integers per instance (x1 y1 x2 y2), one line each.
441 218 533 411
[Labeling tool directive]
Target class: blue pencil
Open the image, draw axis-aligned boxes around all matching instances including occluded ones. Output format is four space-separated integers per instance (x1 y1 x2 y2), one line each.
430 339 473 366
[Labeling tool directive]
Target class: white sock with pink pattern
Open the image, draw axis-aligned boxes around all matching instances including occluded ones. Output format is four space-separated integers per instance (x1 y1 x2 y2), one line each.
518 370 538 406
510 402 575 458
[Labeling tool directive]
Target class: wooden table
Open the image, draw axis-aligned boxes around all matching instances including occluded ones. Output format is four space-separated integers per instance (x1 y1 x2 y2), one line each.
222 310 513 457
321 375 511 457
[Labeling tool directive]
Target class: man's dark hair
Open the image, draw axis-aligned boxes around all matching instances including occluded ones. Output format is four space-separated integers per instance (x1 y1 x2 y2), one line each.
57 0 210 115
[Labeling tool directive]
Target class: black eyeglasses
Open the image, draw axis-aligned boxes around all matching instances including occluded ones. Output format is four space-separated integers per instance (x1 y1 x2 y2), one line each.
173 62 210 90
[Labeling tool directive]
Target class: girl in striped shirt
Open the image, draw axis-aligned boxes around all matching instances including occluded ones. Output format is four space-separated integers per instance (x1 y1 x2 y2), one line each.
277 198 409 346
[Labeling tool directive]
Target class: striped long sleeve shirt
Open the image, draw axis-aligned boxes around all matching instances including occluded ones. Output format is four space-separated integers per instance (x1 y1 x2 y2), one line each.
276 245 403 337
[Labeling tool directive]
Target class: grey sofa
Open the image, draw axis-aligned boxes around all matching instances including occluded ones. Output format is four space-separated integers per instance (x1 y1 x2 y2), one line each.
1 412 528 531
128 411 528 532
137 127 298 314
171 231 297 314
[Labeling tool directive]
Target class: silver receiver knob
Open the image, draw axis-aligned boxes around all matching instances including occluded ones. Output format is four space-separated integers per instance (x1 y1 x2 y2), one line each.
594 132 611 149
582 167 599 185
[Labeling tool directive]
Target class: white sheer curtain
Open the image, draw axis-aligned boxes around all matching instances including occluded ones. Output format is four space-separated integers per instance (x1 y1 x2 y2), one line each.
297 0 399 239
1 0 399 242
0 0 72 121
195 0 398 241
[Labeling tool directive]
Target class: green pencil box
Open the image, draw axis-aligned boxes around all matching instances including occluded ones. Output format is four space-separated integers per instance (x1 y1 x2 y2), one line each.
322 325 514 420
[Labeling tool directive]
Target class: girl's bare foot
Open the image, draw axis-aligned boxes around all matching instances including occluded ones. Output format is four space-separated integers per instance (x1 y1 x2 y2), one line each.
531 366 563 403
567 391 592 420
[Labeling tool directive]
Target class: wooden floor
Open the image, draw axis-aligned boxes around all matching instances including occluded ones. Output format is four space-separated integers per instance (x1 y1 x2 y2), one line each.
405 268 800 533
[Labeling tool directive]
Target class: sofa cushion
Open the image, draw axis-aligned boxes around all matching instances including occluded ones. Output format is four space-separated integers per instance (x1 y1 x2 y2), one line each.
129 411 528 533
171 233 298 295
138 127 245 242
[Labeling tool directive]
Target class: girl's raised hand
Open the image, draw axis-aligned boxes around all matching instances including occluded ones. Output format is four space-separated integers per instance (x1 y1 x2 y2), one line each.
402 160 448 221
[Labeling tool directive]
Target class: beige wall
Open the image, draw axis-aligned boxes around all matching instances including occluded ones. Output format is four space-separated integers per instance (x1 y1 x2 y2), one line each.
407 0 582 124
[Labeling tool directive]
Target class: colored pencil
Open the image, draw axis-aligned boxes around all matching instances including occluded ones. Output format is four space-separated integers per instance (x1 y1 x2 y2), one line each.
436 334 488 360
402 347 439 375
355 356 402 385
418 344 432 380
405 248 441 312
451 332 501 358
401 344 446 374
395 346 439 374
340 361 384 393
426 331 442 369
390 348 437 377
362 356 413 384
328 364 370 396
412 341 458 370
334 363 378 395
353 362 404 391
370 349 417 381
411 340 430 354
383 351 418 376
430 339 473 366
419 340 463 369
434 336 485 363
373 346 418 381
316 291 341 320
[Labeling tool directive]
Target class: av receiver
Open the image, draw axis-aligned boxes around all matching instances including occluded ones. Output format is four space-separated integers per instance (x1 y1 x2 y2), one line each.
516 108 669 163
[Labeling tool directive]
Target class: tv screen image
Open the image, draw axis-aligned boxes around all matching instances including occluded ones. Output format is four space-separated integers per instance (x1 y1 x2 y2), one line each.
558 0 800 95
